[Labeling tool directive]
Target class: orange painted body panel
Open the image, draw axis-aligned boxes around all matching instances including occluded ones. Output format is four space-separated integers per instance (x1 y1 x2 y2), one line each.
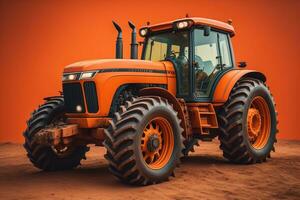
141 17 235 36
66 117 111 128
163 61 177 95
64 59 167 73
213 69 257 103
64 59 176 118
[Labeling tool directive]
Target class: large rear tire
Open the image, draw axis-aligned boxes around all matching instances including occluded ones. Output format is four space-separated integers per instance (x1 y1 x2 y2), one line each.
103 96 184 185
217 78 278 163
23 97 89 171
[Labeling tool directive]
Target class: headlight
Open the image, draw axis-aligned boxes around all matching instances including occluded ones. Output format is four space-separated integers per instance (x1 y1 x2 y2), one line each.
62 73 80 81
62 71 97 81
80 71 97 80
76 105 83 112
139 28 148 37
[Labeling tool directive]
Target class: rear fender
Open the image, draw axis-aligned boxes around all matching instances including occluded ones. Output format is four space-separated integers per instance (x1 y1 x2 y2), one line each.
213 69 266 103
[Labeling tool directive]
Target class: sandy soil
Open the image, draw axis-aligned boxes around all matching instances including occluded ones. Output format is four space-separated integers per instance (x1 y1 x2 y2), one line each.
0 139 299 200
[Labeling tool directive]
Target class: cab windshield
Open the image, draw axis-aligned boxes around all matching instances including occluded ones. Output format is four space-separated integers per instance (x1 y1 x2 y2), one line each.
143 31 189 61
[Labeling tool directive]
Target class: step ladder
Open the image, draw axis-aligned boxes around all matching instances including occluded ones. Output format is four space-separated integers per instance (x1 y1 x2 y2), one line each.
187 103 218 136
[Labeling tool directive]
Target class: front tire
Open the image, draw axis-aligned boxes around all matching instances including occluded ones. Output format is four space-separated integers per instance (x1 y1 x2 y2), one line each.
218 78 278 164
23 97 89 171
103 96 184 185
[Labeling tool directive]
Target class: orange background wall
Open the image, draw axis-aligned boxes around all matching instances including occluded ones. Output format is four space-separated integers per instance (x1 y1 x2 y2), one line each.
0 0 299 142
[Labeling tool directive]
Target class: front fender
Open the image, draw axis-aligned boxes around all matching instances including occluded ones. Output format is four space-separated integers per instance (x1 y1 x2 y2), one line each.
139 87 190 138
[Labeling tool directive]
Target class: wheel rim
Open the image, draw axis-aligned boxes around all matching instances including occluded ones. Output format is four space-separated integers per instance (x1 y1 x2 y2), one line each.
141 117 174 170
247 96 271 149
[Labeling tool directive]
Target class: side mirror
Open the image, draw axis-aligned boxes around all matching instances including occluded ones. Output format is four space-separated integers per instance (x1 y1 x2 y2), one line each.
238 61 247 68
204 26 211 36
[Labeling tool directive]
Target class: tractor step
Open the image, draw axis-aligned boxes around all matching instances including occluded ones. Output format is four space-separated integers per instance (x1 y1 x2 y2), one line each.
186 103 218 135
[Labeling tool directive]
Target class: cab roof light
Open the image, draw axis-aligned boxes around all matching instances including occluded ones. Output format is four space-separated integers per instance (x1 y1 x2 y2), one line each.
139 28 148 37
173 20 193 30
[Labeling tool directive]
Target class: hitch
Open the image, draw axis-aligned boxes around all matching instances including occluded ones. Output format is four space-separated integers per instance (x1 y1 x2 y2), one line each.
32 124 79 146
32 124 105 147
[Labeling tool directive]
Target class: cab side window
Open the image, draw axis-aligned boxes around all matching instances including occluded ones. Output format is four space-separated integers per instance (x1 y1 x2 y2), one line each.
194 29 232 97
194 29 219 97
219 33 232 68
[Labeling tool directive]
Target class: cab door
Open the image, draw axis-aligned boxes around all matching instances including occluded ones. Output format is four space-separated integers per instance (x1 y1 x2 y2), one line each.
192 28 233 100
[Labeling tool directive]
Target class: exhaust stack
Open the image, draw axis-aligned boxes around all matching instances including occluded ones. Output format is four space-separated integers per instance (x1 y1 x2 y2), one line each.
128 21 138 59
112 21 123 59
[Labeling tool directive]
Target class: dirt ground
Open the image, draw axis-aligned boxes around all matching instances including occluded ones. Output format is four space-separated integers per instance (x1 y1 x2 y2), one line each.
0 139 299 200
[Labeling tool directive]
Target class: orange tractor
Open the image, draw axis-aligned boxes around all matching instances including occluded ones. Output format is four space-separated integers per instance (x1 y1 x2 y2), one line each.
23 17 278 185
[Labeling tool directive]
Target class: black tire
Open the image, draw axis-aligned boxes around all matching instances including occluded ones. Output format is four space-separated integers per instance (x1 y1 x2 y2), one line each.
23 97 89 171
217 78 278 164
182 137 199 156
103 96 184 185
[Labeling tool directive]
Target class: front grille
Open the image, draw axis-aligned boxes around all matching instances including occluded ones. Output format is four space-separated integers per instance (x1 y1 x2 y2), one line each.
63 83 85 113
84 82 99 113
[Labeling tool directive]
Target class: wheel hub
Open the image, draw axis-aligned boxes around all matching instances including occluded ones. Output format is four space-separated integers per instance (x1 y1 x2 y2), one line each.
141 117 174 170
247 108 262 141
147 135 160 152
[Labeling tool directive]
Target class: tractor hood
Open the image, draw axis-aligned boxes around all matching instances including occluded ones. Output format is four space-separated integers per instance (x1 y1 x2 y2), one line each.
62 58 176 117
63 59 167 73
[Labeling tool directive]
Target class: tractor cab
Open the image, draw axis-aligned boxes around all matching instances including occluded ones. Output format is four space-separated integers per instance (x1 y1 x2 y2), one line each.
140 18 235 101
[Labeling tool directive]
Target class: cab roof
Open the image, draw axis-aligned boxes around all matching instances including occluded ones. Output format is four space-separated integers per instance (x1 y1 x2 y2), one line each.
141 17 235 36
